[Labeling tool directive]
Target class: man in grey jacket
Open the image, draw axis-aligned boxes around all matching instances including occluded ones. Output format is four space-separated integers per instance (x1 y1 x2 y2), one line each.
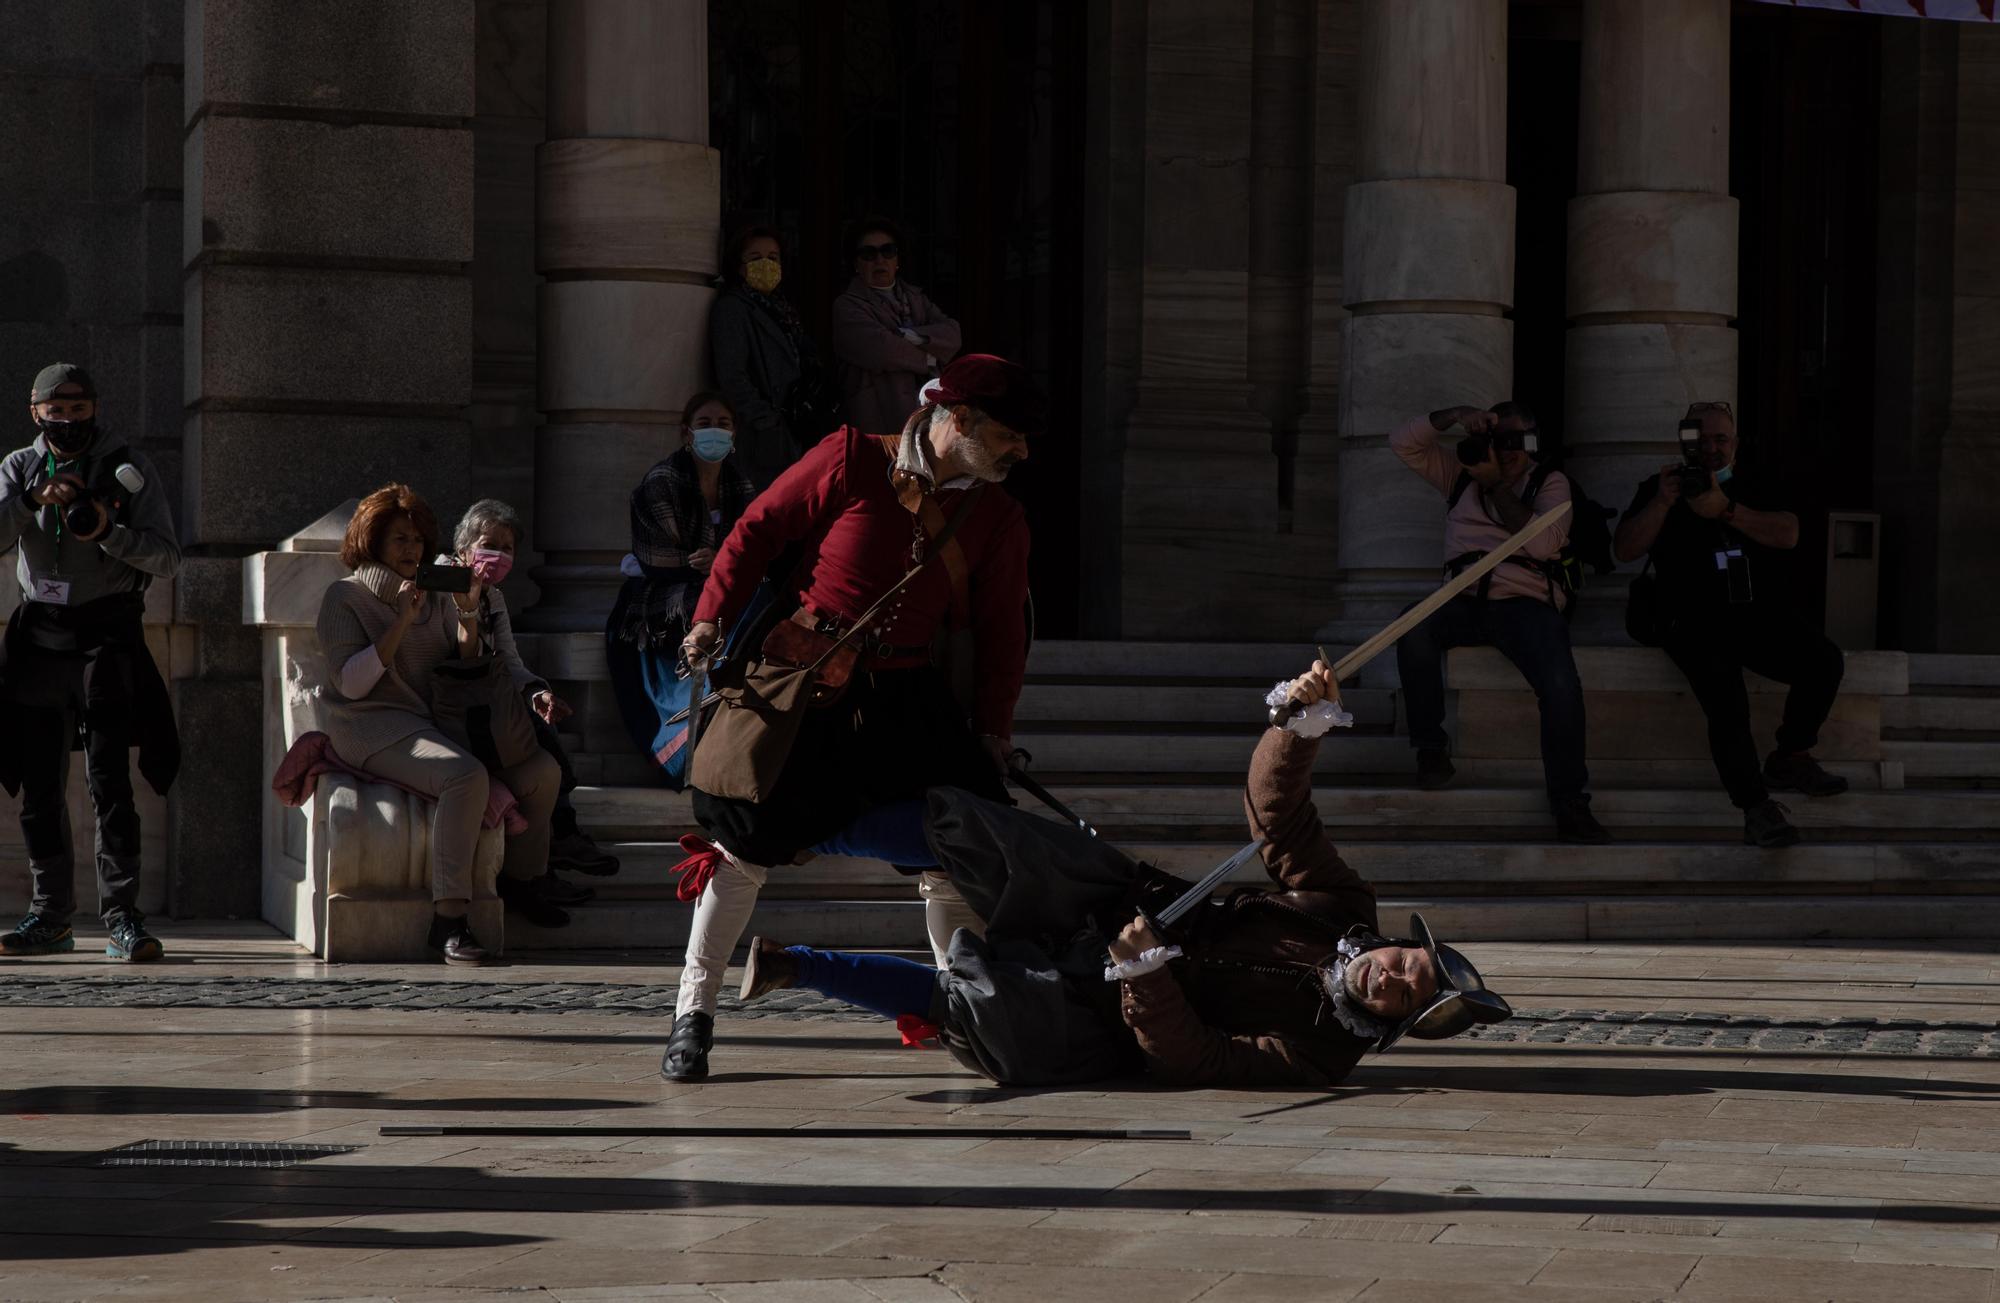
0 364 182 960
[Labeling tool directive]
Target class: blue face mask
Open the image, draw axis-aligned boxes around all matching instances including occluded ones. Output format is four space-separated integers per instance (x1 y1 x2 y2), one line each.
1715 464 1734 484
691 426 734 463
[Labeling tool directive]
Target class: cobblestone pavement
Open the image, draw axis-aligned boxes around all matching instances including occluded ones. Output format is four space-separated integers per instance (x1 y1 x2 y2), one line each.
2 973 1997 1055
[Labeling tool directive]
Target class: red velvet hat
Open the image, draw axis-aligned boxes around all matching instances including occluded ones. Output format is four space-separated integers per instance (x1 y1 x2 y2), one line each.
926 354 1047 437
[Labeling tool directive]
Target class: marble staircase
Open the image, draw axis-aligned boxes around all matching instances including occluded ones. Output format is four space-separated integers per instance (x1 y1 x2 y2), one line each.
503 640 2000 950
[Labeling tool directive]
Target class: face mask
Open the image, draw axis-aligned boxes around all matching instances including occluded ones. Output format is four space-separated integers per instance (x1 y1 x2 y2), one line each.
36 416 94 457
691 426 734 463
1715 464 1734 484
468 547 513 585
743 260 782 294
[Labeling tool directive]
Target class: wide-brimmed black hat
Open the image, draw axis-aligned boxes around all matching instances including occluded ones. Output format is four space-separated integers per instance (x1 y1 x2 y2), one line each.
1373 912 1512 1053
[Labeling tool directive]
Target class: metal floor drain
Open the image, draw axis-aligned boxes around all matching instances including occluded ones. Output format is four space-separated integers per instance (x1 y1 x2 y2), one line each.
90 1140 362 1169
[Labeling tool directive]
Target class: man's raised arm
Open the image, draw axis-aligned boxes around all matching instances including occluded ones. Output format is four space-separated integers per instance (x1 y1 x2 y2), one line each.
1244 661 1379 929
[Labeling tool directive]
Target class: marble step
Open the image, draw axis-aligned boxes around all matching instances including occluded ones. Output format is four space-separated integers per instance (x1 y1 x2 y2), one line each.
504 892 2000 950
1882 740 2000 780
1909 653 2000 688
567 783 2000 839
578 838 2000 899
1014 683 1399 727
1884 695 2000 732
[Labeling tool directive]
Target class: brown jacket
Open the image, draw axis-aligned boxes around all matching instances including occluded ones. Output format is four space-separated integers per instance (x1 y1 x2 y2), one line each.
1117 727 1381 1088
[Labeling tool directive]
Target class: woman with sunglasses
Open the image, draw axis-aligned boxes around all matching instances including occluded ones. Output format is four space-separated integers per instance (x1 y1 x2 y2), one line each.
830 216 962 436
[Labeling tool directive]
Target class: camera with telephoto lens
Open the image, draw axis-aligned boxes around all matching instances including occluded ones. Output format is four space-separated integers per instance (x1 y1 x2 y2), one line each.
52 464 145 543
1456 424 1538 468
1673 419 1712 500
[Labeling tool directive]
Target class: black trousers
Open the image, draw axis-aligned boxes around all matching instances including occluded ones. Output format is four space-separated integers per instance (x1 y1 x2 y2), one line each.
1661 607 1845 809
14 654 143 928
692 666 1007 867
1395 595 1591 804
530 711 581 837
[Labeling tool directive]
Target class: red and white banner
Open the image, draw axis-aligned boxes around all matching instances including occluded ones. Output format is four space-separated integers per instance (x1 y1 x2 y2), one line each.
1749 0 1996 18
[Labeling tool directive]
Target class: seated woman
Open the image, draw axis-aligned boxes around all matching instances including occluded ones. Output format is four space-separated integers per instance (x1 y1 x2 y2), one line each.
604 391 759 787
315 484 562 964
446 499 622 927
733 658 1512 1088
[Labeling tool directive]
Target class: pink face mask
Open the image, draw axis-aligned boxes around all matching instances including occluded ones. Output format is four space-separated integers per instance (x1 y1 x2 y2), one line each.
469 547 514 585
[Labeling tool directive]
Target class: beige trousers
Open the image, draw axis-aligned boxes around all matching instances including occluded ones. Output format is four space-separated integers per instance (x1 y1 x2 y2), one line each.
676 848 768 1018
918 870 985 967
363 730 562 902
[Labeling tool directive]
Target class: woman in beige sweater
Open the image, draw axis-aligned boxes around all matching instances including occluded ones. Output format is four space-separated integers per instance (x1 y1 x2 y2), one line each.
314 485 560 964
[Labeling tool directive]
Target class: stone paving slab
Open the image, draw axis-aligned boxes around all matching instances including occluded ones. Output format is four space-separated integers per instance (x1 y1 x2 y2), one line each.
0 926 1997 1300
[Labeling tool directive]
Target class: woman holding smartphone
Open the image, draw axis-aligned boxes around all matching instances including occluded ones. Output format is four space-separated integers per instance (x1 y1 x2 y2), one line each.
314 483 562 964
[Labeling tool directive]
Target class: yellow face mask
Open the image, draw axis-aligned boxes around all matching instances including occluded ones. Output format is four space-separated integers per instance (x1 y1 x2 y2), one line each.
744 259 782 294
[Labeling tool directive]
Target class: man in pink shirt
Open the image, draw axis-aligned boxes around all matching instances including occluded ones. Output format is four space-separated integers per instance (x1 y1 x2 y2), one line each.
1390 402 1610 845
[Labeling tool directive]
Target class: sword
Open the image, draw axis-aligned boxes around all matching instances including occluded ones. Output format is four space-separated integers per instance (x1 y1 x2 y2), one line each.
1268 500 1572 726
682 650 709 758
1004 751 1263 936
1153 836 1267 929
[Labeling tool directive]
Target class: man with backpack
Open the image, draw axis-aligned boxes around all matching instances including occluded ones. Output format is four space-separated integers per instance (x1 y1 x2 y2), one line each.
1389 402 1611 845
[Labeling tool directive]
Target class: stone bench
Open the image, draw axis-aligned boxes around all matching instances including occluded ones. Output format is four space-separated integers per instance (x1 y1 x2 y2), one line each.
245 504 504 961
1445 646 1909 790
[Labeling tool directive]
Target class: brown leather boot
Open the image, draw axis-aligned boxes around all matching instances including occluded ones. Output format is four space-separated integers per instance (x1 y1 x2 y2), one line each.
738 936 799 1002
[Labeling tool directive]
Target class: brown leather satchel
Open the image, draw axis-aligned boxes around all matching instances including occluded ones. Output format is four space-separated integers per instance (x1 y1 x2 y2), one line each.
689 484 985 804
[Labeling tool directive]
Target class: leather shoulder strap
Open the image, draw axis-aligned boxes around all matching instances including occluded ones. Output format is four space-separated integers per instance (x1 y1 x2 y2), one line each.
917 495 973 625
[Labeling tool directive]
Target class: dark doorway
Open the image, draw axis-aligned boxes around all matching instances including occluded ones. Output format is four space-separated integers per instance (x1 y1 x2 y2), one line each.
708 0 1086 635
1732 5 1882 628
1508 5 1583 457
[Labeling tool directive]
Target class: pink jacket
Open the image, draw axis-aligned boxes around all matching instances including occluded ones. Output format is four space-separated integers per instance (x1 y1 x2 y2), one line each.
1389 414 1572 608
272 732 528 834
830 276 962 435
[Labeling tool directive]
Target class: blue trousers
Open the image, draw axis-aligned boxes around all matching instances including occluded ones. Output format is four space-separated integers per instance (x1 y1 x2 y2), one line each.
789 946 939 1022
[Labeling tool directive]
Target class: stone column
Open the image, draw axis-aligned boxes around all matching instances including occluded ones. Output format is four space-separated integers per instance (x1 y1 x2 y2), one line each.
182 0 476 914
527 0 718 633
1566 0 1736 641
1331 0 1513 638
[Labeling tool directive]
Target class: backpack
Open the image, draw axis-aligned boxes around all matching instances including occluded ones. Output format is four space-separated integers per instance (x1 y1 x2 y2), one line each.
1445 461 1619 616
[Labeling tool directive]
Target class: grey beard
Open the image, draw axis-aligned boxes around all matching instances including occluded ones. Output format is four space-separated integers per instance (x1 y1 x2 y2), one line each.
1327 938 1394 1041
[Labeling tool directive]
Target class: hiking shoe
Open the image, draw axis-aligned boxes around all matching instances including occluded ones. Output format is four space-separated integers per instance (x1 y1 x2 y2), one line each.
535 873 596 906
1553 800 1613 845
1744 799 1802 848
1415 748 1456 790
739 936 800 1003
0 915 74 957
548 829 621 876
426 914 494 966
661 1011 714 1081
1763 751 1849 798
498 875 570 928
104 918 163 962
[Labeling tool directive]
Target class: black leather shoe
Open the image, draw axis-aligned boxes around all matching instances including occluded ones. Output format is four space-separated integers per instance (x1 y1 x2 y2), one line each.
536 873 596 906
427 914 493 966
1763 751 1849 798
1415 748 1456 790
1744 799 1802 848
548 829 621 876
1553 800 1612 845
497 875 570 928
661 1011 714 1081
739 936 800 1003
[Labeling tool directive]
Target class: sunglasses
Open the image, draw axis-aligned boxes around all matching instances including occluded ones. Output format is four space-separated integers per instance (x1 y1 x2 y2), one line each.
855 242 899 261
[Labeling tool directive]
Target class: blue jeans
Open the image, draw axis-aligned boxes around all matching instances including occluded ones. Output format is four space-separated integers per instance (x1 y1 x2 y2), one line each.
1395 595 1590 804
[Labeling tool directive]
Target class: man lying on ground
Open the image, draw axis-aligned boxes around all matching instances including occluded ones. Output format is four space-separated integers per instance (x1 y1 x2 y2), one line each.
732 658 1512 1088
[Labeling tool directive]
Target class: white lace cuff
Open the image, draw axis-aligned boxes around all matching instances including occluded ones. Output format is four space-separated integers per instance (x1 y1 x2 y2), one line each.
1263 680 1355 738
1104 945 1183 983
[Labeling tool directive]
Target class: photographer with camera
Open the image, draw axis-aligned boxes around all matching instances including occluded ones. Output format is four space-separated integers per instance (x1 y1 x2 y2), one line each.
1613 402 1846 848
0 363 181 960
1390 402 1609 844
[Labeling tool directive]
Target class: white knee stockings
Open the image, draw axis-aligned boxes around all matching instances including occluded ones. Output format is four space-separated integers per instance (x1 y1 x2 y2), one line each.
675 848 769 1018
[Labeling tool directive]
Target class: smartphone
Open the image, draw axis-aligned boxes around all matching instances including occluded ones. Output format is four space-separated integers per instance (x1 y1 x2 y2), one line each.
414 560 475 593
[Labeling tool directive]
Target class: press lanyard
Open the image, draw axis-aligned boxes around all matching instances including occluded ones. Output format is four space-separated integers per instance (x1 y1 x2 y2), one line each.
43 450 62 574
